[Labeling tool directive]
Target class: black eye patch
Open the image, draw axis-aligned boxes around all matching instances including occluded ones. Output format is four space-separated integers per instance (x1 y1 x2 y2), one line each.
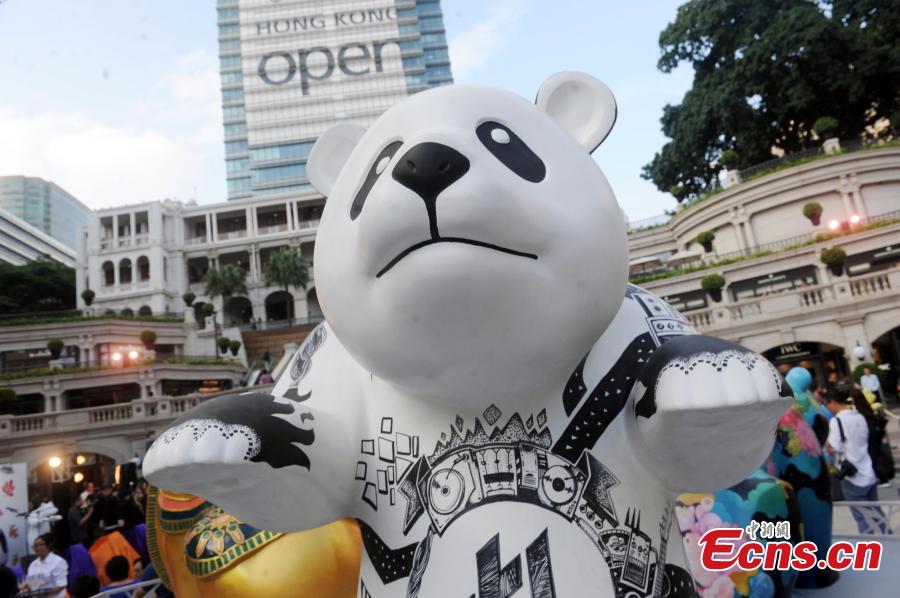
476 121 545 183
350 140 403 220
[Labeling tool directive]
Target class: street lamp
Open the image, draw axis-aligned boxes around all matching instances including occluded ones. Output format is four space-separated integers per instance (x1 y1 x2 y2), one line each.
48 456 61 468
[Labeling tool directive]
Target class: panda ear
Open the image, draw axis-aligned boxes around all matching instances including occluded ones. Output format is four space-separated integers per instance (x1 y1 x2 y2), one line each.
307 123 367 196
536 72 617 153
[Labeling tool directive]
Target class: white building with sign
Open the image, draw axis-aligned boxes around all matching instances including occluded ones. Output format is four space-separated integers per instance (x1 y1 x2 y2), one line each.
218 0 453 199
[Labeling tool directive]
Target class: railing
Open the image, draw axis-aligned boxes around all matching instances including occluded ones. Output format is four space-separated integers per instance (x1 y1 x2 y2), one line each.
0 355 241 378
236 314 324 331
218 229 247 240
0 394 210 440
297 218 320 230
683 267 899 331
0 309 182 327
185 235 208 246
259 223 288 235
134 234 149 246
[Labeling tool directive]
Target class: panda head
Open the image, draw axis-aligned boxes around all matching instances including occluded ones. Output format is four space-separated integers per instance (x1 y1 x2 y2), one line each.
309 72 628 408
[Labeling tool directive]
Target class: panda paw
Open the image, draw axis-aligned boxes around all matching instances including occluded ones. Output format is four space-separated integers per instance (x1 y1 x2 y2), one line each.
635 335 792 419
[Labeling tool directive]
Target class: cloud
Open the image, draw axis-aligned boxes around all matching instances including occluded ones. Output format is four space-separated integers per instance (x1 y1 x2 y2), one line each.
0 109 211 209
449 1 526 79
0 49 226 209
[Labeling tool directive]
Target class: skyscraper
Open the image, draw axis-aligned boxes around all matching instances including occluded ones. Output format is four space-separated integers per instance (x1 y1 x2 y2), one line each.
0 176 90 250
217 0 453 200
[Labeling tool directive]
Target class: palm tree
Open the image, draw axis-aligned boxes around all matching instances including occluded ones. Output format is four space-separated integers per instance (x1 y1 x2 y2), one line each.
204 264 248 313
264 247 309 324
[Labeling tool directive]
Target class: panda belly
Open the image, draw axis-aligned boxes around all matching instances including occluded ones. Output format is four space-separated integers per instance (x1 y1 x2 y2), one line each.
413 503 614 597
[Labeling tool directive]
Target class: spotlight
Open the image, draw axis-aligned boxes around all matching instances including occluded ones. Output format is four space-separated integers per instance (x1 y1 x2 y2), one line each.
74 472 84 484
112 352 122 362
828 219 839 230
48 456 61 468
75 455 86 465
849 213 861 224
128 350 139 360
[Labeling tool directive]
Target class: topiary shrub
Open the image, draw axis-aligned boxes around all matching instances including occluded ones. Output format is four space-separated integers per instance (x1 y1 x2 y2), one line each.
719 149 740 170
139 329 157 350
820 247 847 276
81 289 95 306
203 303 215 317
701 273 726 302
182 292 196 307
802 202 823 225
229 339 242 356
47 339 65 359
0 387 16 404
695 230 716 253
813 116 839 139
217 336 232 354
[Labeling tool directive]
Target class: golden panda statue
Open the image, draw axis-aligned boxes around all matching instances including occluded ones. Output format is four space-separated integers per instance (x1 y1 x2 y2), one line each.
147 487 361 597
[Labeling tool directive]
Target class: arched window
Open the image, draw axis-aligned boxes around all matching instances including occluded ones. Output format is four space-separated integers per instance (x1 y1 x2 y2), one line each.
137 256 150 281
102 261 115 286
119 258 133 284
138 305 152 316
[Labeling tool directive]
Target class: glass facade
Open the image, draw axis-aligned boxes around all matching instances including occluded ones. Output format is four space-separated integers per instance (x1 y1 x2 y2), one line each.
218 0 453 199
0 176 89 250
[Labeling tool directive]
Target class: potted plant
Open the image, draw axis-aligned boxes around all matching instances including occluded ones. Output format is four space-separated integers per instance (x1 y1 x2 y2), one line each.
182 292 196 307
47 339 65 359
139 329 157 350
695 230 716 253
802 202 823 226
217 336 232 355
701 273 726 303
229 339 242 357
820 247 847 276
813 116 840 153
203 302 215 317
719 149 739 170
81 289 95 306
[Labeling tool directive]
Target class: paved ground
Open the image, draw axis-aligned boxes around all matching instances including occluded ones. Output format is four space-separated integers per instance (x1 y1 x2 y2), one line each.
796 405 900 595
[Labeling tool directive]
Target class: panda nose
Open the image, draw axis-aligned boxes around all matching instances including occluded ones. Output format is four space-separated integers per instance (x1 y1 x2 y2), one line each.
392 142 470 200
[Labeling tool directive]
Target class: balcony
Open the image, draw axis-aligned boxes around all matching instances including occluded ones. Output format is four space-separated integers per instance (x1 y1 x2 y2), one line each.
682 267 899 333
185 235 207 246
259 223 288 235
134 234 149 247
297 218 320 230
218 229 247 241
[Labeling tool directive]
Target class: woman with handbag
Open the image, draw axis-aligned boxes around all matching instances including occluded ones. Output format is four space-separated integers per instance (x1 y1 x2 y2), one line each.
822 387 884 534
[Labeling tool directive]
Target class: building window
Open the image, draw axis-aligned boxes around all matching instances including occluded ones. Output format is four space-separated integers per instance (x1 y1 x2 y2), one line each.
219 23 239 36
251 163 308 185
137 256 150 281
119 258 132 284
225 139 248 154
250 141 316 162
220 55 241 69
227 178 251 194
224 123 247 137
221 71 243 84
226 158 250 173
219 39 240 53
418 16 445 31
102 261 114 286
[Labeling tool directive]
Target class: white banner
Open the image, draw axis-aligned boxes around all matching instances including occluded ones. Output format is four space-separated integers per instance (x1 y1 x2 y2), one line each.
0 463 29 568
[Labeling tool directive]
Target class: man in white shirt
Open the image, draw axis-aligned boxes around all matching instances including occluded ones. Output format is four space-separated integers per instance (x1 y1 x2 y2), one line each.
23 533 68 598
859 367 882 401
823 388 883 534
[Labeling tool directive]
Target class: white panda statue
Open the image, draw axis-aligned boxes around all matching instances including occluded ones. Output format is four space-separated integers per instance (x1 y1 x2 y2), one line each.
144 72 791 598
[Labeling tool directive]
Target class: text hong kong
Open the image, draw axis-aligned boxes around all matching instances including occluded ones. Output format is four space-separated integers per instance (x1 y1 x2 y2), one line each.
258 40 402 95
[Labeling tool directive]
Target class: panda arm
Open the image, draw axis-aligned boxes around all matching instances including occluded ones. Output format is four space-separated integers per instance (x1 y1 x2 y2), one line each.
143 324 365 532
628 334 793 493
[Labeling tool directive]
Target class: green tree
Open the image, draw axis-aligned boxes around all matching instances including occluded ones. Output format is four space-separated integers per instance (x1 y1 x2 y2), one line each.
643 0 900 201
264 248 309 323
0 258 76 313
203 265 248 309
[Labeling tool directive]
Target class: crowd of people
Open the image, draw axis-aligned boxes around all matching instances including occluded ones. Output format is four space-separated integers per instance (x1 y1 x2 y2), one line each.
0 481 168 598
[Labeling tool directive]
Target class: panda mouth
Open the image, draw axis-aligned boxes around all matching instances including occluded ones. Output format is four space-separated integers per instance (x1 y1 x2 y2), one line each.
376 238 538 278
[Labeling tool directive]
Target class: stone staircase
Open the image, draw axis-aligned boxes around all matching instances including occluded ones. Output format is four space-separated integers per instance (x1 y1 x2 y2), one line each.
241 324 318 364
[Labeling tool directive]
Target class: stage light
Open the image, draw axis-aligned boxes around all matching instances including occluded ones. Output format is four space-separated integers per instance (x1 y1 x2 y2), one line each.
48 456 61 468
849 213 861 224
75 455 86 465
828 219 839 230
112 352 122 362
73 472 84 483
128 350 139 360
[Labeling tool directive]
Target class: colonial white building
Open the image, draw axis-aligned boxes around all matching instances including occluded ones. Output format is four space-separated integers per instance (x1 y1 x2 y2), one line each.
75 189 325 326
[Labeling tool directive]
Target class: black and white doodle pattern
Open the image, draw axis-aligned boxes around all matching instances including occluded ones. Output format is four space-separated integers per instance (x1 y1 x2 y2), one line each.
358 417 421 511
164 391 315 470
471 529 557 598
358 519 418 585
290 322 327 381
157 419 261 460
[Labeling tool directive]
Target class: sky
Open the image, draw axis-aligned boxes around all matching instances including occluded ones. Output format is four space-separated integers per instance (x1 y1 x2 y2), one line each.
0 0 693 221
